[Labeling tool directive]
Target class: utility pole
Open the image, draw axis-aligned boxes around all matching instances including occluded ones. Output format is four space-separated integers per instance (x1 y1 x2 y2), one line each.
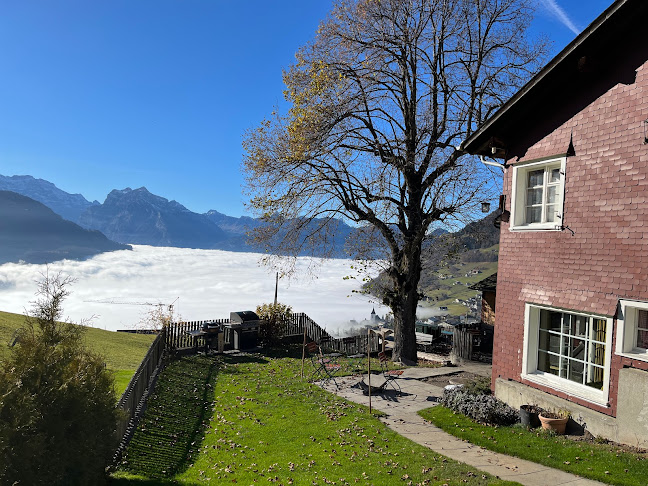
274 272 279 305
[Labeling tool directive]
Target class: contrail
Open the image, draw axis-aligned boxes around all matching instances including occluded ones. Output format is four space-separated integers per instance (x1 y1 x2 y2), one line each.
539 0 580 35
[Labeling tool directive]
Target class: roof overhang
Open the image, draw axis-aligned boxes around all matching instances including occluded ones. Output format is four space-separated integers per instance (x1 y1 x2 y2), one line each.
461 0 646 158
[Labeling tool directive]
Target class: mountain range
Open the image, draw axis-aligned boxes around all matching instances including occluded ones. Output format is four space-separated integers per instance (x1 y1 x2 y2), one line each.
1 174 497 266
0 175 354 263
0 175 98 223
0 191 130 264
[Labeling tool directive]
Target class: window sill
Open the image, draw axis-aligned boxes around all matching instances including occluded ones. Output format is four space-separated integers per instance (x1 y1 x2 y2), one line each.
509 224 562 232
522 372 609 407
616 350 648 364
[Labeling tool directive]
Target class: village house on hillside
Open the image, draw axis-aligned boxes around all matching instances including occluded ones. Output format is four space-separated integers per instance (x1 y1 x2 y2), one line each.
463 0 648 446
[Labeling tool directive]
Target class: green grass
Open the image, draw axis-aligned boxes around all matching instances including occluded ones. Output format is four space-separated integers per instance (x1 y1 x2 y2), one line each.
111 349 519 485
419 406 647 486
113 369 137 397
0 310 155 397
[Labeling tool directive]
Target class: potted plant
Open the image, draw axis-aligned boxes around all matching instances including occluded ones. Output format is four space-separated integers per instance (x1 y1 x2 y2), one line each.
538 409 569 434
519 404 543 428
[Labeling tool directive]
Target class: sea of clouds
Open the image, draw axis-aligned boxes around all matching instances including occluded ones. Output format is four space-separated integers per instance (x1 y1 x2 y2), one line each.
0 246 390 334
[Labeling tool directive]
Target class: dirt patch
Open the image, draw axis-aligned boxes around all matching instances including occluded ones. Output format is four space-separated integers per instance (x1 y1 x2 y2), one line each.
567 433 648 456
420 371 484 387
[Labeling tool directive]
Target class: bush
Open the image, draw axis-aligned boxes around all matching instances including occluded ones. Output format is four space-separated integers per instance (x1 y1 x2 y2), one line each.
440 387 519 426
256 302 292 346
462 375 492 395
0 272 118 485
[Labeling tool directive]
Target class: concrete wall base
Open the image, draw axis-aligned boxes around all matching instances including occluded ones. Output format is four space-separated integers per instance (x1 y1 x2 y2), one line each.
494 376 648 448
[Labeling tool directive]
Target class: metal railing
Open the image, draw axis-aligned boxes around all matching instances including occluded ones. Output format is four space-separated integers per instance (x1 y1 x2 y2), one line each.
113 329 166 464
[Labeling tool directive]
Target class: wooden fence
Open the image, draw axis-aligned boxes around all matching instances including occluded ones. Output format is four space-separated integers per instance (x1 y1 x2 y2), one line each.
164 319 229 350
113 329 166 464
284 312 380 355
452 324 492 362
163 312 380 355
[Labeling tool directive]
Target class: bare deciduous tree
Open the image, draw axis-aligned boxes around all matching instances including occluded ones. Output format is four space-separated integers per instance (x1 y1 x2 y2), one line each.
243 0 546 362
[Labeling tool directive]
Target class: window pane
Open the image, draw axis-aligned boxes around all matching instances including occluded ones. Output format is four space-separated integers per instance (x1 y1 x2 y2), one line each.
527 169 544 187
586 365 604 390
564 335 585 361
526 206 541 223
539 329 561 354
538 350 559 376
637 329 648 349
592 319 607 344
527 187 543 205
565 358 584 385
636 310 648 349
574 315 588 338
550 168 561 183
545 204 557 222
561 313 573 334
546 185 558 204
540 310 561 331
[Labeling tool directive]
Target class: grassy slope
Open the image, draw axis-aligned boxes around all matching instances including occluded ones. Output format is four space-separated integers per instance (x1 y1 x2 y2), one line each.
0 310 155 396
112 350 518 486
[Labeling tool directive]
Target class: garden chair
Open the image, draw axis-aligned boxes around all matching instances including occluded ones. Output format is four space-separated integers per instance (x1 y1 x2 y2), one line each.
378 351 404 395
306 341 341 388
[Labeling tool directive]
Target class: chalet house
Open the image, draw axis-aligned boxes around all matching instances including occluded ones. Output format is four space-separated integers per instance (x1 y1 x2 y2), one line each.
462 0 648 446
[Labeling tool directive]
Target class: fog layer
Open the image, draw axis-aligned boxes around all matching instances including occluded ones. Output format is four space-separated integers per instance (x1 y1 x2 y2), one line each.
0 246 388 333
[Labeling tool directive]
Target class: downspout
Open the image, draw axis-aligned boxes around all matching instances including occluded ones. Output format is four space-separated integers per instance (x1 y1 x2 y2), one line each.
479 155 506 171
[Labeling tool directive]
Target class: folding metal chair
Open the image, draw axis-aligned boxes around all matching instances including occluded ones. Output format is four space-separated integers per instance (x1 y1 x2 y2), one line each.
378 351 404 395
306 341 341 388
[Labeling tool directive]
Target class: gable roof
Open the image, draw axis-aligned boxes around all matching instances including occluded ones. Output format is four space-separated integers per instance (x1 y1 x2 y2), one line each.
461 0 648 157
469 272 497 292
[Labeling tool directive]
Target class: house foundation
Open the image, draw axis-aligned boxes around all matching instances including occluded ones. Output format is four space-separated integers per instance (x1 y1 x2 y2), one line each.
495 370 648 448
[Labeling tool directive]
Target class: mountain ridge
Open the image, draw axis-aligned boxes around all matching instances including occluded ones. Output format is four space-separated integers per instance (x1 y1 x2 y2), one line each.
0 191 130 264
0 174 98 223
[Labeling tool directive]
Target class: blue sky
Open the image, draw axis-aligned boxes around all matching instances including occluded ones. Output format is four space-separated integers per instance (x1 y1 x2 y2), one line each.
1 0 612 217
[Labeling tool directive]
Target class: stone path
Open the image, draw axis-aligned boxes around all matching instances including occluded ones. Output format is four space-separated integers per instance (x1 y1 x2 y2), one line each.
320 362 607 486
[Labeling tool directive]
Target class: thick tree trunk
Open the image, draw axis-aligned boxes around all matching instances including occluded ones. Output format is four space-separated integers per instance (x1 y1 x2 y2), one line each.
391 286 419 364
389 242 423 364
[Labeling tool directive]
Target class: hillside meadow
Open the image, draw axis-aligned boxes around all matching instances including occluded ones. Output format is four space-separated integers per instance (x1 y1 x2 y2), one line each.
0 309 155 396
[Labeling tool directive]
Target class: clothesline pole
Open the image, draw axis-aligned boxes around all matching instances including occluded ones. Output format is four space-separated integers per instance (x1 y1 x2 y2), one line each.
301 323 307 379
367 328 371 413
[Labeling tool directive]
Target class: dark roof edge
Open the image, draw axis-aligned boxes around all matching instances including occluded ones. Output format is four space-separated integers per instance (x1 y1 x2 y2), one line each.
461 0 629 154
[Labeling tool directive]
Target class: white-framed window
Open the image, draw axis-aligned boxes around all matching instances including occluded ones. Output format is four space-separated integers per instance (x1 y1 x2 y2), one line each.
522 304 612 405
510 157 566 231
616 300 648 363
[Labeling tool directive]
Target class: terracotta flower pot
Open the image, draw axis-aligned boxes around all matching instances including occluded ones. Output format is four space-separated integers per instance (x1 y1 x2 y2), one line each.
538 414 568 434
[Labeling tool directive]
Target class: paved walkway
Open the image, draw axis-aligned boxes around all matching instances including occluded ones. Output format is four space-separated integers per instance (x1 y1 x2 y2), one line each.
320 361 607 486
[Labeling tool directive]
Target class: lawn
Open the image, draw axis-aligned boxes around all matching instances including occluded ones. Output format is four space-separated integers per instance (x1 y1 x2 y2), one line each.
111 349 519 485
0 309 155 397
419 406 647 486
